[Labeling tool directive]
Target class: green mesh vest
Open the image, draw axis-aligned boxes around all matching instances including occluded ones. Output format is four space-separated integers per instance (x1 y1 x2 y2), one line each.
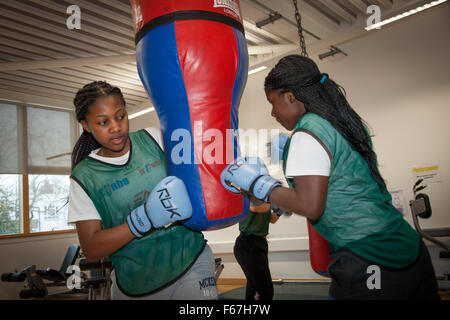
71 130 205 296
282 113 420 268
239 210 271 237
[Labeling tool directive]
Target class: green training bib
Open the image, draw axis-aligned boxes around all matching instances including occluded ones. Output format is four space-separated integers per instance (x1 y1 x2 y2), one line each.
282 113 420 268
71 130 205 295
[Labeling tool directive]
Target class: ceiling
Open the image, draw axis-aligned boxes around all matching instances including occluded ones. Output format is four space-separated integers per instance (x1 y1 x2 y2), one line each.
0 0 436 114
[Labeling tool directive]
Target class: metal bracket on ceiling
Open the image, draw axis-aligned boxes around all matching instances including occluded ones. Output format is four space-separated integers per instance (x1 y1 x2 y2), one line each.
256 12 282 28
318 46 348 60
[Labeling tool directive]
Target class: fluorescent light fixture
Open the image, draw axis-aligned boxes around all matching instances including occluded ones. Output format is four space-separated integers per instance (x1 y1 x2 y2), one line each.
365 0 447 31
128 107 155 119
248 66 267 75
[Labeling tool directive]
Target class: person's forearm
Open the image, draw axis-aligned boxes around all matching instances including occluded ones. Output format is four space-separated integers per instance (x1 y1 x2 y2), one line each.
269 186 323 220
77 223 135 262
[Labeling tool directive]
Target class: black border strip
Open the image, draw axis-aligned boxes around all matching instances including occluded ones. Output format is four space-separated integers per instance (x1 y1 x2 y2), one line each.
135 10 245 45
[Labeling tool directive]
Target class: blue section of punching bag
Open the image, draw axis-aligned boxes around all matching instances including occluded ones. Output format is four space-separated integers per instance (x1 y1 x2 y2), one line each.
225 28 250 222
230 28 249 160
135 23 208 228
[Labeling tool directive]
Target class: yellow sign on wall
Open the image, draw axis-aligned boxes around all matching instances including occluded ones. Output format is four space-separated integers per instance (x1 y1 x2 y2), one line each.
413 165 441 183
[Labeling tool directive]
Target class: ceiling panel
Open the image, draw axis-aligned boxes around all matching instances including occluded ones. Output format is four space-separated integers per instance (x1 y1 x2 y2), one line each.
0 0 436 113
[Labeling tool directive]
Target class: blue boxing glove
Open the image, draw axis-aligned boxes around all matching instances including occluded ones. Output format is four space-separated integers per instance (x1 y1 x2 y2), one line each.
221 156 281 202
127 176 192 238
271 133 289 164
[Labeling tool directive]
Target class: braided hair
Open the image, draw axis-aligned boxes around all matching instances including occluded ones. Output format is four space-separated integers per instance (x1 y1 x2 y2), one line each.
71 81 126 170
264 55 387 192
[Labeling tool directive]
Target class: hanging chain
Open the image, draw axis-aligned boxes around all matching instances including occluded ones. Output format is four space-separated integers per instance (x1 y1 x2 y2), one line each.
292 0 308 57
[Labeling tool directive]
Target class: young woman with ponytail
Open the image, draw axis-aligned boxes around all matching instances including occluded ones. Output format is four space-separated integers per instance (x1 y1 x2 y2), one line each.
222 55 440 299
68 81 217 300
267 55 441 300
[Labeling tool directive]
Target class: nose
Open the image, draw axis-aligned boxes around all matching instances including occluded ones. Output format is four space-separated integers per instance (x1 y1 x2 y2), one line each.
110 119 121 133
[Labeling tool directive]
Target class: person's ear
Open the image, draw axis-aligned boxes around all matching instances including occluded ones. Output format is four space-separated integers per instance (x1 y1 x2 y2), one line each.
80 120 91 133
285 91 296 104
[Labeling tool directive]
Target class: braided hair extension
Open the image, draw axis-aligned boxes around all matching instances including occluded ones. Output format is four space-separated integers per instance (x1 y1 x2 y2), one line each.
71 81 126 170
264 55 387 192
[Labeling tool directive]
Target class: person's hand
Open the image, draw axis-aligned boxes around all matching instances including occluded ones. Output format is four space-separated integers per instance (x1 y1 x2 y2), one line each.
271 133 289 164
270 204 292 217
250 201 271 213
127 176 192 238
221 156 281 202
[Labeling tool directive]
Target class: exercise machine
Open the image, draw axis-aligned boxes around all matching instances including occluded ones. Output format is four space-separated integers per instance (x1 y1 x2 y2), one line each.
1 244 82 299
409 179 450 290
215 258 224 281
78 256 112 300
2 242 226 299
1 244 111 300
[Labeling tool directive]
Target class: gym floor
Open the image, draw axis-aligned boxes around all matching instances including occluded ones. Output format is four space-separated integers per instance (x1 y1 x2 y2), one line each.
19 279 450 300
216 279 450 300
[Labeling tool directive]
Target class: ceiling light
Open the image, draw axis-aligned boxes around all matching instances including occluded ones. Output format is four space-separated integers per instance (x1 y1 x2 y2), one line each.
128 107 155 119
248 66 267 75
365 0 447 31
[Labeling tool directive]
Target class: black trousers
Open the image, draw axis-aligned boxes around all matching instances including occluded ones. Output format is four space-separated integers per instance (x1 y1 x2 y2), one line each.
233 232 274 300
328 240 440 300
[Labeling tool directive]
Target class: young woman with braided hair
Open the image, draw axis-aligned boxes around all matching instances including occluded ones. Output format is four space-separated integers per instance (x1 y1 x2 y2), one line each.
222 55 440 300
68 81 218 300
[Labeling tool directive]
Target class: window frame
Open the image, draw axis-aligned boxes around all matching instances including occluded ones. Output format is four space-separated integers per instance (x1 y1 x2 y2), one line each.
0 100 78 239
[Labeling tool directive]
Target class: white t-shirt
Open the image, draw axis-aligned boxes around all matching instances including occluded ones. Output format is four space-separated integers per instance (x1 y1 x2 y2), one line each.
285 131 331 179
67 127 164 224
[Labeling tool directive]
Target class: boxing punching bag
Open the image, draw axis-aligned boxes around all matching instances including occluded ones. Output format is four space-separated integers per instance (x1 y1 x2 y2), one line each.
307 221 331 277
130 0 249 230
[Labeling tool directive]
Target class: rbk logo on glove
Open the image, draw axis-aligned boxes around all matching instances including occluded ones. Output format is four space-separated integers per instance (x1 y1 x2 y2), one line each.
157 188 181 219
127 176 193 238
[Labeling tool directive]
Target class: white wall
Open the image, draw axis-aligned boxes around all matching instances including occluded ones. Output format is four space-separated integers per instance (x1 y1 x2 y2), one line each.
1 5 449 299
317 5 450 231
129 111 160 132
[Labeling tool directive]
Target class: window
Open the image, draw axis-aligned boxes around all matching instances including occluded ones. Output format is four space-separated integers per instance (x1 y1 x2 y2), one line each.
0 104 19 174
0 102 77 238
27 107 73 170
29 175 73 233
0 174 21 236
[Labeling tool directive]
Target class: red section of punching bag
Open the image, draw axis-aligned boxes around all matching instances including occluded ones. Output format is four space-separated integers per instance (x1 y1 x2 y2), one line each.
307 221 331 276
175 20 244 221
129 0 243 34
